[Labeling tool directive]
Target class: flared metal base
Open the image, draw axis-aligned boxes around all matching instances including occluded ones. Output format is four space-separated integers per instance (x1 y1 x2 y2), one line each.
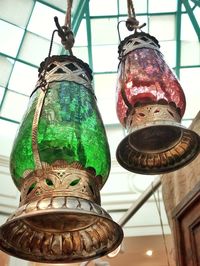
117 104 200 174
116 123 200 174
0 196 123 263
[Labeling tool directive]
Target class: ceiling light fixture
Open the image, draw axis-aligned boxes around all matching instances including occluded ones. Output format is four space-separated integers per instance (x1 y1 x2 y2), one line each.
146 250 153 257
116 0 200 174
0 0 123 263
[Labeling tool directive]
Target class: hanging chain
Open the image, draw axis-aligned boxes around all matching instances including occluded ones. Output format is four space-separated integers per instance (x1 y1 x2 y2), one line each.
126 0 146 31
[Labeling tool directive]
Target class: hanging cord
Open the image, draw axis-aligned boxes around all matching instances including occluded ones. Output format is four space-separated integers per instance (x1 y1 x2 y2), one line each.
152 183 171 266
54 0 74 55
126 0 146 31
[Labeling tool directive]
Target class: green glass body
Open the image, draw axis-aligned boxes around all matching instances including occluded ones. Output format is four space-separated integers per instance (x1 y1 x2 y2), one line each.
10 80 110 189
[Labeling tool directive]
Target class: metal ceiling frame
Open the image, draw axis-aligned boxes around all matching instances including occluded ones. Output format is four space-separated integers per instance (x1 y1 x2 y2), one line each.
182 0 200 41
0 0 200 125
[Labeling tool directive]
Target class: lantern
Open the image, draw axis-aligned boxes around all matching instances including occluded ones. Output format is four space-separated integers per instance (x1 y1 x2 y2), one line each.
116 31 200 174
0 55 123 263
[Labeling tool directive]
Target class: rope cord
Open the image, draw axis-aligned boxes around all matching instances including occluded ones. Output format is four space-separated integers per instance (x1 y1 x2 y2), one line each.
65 0 73 28
126 0 146 31
127 0 136 18
152 184 171 266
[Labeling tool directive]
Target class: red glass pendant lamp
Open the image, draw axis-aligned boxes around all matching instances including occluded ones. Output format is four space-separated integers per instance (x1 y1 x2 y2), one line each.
116 0 200 174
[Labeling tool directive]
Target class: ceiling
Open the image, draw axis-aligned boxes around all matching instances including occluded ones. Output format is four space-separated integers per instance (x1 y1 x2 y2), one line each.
0 0 199 265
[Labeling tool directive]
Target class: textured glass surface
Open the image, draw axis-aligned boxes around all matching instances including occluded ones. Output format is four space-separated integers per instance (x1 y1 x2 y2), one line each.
10 81 110 187
116 48 186 126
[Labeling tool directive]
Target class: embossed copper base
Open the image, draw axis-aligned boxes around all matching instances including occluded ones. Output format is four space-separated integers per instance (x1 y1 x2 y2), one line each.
116 104 200 174
0 162 123 263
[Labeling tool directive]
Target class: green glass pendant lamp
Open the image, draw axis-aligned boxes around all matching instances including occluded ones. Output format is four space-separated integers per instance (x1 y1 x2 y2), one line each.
116 0 200 174
0 2 123 263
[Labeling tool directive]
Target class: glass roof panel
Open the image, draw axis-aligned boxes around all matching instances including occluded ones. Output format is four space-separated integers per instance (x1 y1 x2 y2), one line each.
0 55 14 87
180 67 200 119
97 97 119 125
148 0 177 13
73 47 88 63
106 125 125 159
91 18 119 45
160 41 176 67
0 0 34 27
149 15 175 41
94 73 119 122
92 45 118 72
119 0 147 14
74 19 87 46
0 20 24 57
40 0 67 11
181 41 200 66
0 87 5 104
8 62 38 96
194 6 200 24
89 0 118 16
94 73 117 98
27 2 65 41
18 31 62 66
181 13 199 41
0 119 19 157
0 90 29 121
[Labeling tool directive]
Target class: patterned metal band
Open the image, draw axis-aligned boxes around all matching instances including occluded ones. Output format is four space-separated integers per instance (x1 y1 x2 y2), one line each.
118 32 160 60
126 104 181 132
20 160 101 205
36 60 93 91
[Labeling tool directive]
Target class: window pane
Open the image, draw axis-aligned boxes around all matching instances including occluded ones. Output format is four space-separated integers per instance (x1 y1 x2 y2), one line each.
74 19 87 46
0 87 5 105
94 73 117 98
119 0 147 14
0 119 19 157
0 20 24 57
180 68 200 119
181 41 200 66
89 0 118 16
27 2 65 41
97 97 119 125
0 55 14 87
0 0 34 27
149 0 177 13
92 45 118 72
105 125 125 159
91 18 118 45
73 47 88 63
94 73 118 124
181 14 199 41
18 31 62 66
0 90 29 121
149 15 175 41
40 0 66 11
8 62 38 96
160 41 176 68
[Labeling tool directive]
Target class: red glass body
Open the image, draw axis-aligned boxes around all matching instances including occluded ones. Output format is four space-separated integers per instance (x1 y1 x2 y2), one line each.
116 47 186 126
